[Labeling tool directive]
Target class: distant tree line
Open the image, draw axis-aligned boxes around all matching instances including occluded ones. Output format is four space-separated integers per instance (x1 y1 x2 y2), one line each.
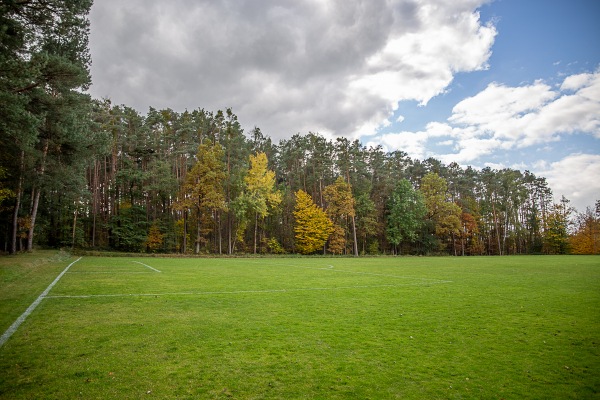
1 0 598 255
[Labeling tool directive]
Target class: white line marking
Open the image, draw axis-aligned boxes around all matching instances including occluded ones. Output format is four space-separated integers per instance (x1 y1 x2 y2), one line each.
45 281 451 299
68 271 154 274
0 257 82 348
132 261 161 273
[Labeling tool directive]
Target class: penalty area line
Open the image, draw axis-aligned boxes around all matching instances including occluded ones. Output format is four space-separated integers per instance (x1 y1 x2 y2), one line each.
132 261 161 273
0 256 83 348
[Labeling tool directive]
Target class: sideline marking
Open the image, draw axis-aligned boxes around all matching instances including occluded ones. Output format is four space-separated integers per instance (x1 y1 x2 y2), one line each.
0 257 82 348
132 261 161 273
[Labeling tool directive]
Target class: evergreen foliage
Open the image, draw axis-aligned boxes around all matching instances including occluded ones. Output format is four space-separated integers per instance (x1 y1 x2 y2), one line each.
0 3 594 254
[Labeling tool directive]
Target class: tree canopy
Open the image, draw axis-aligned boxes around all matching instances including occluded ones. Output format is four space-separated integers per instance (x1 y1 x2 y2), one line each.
386 178 426 254
0 2 594 255
293 190 334 255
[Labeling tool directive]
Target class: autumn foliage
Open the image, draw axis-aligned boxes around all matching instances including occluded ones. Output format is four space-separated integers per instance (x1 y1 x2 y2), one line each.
569 205 600 254
293 190 334 254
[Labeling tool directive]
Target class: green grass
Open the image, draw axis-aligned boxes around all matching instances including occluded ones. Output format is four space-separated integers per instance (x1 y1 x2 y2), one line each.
0 253 598 399
0 250 74 333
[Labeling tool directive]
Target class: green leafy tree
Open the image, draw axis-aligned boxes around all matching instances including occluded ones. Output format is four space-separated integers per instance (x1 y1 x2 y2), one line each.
109 202 148 252
386 179 427 254
355 193 379 254
293 190 333 254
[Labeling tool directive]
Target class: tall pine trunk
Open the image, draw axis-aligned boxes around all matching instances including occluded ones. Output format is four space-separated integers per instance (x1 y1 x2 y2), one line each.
253 212 258 254
217 210 222 255
227 212 232 255
27 188 41 251
72 207 78 248
351 215 358 256
11 189 22 254
27 140 49 251
182 210 187 254
10 151 25 254
195 211 200 254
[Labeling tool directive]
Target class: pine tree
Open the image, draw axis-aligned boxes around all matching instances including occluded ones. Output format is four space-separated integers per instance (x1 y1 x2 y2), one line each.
1 0 94 252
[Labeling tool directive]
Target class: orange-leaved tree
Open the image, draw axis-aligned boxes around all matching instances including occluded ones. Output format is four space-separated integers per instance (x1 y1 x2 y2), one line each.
569 202 600 254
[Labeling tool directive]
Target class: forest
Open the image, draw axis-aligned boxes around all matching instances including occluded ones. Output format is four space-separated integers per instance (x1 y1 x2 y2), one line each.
1 1 598 256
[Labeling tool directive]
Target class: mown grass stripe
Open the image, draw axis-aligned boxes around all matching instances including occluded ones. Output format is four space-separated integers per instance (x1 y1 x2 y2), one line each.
261 261 453 281
0 257 82 348
44 281 451 299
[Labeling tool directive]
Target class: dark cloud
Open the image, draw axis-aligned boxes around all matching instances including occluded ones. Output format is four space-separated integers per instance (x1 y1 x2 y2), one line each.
88 0 495 139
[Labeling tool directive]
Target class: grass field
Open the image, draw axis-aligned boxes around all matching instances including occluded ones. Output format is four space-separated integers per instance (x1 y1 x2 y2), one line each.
0 252 598 399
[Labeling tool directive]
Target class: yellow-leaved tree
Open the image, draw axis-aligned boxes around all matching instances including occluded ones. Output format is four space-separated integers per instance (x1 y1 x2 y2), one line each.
145 222 164 253
174 140 227 254
421 172 461 252
323 177 357 255
244 152 282 253
293 190 333 254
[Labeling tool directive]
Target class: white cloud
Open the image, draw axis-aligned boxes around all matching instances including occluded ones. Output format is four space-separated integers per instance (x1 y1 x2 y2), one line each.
376 131 430 160
449 70 600 150
371 69 600 165
561 72 595 91
365 69 600 211
88 0 496 140
449 81 557 129
535 153 600 212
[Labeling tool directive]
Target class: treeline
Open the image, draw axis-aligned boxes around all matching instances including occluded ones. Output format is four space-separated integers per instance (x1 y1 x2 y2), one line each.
1 0 598 255
3 102 597 255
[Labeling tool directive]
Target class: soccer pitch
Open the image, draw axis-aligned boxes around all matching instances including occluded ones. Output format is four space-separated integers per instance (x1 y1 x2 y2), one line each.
1 254 598 399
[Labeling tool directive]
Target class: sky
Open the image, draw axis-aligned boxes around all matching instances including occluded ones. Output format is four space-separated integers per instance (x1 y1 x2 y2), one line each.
87 0 600 212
